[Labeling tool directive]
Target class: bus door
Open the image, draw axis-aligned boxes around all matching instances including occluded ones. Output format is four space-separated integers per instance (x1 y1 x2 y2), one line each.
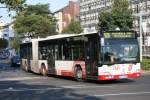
27 44 32 71
85 40 98 78
47 45 55 73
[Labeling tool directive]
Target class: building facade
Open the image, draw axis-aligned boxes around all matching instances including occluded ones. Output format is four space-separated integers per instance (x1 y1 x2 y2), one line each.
79 0 150 34
130 0 150 34
0 22 14 40
130 0 150 56
79 0 112 33
0 22 15 49
54 1 79 33
0 22 5 38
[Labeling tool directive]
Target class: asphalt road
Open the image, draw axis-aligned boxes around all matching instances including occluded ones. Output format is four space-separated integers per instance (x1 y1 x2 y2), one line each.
0 63 150 100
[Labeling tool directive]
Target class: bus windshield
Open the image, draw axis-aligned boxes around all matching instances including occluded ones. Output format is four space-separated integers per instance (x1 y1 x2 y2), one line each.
101 39 139 64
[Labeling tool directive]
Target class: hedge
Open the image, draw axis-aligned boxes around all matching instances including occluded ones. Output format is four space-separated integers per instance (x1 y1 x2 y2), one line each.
141 58 150 70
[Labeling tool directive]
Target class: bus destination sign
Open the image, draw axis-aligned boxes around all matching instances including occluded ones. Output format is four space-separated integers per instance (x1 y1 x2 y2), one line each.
103 32 135 39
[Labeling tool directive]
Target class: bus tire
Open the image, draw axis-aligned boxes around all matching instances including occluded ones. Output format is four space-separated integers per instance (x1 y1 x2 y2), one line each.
75 67 83 82
41 64 47 76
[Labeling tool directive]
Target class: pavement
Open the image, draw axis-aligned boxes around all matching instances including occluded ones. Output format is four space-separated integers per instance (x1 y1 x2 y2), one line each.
141 70 150 75
0 63 150 100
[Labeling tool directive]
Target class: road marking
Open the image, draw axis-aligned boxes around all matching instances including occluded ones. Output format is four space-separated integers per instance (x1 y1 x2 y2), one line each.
61 85 113 89
0 87 150 99
0 85 113 93
0 77 42 81
0 87 62 93
94 91 150 97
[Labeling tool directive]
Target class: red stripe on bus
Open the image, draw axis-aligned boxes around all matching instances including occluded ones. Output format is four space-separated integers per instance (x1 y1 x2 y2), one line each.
98 73 141 80
61 70 74 77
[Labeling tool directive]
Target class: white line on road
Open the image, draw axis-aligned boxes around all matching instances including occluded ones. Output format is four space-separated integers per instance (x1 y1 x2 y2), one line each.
0 87 62 93
0 77 42 81
94 91 150 97
0 85 113 93
61 85 113 89
0 87 150 98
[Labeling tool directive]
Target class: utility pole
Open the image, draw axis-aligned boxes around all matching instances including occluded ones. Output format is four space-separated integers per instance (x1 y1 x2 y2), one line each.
139 12 143 61
133 0 143 61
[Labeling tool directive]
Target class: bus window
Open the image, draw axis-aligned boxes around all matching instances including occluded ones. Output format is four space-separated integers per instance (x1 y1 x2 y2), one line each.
103 46 118 63
71 45 84 61
41 47 47 60
55 45 61 60
62 44 69 60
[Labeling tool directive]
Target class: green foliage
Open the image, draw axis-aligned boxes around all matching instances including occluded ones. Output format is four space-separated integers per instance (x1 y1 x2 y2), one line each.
0 38 8 49
0 0 25 11
98 0 133 31
62 19 83 34
98 12 115 31
10 37 21 52
23 4 50 16
14 4 57 38
112 0 133 30
141 58 150 71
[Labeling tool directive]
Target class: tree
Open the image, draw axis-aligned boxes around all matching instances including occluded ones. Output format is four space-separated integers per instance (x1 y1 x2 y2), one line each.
62 19 83 34
10 37 21 52
98 11 115 31
0 0 25 11
98 0 133 31
0 38 8 49
112 0 133 30
14 4 57 38
23 4 50 16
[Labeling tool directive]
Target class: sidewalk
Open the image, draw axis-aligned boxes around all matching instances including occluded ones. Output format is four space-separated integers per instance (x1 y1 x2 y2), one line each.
141 70 150 75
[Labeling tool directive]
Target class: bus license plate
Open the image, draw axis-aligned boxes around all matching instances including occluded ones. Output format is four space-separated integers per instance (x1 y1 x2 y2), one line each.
119 75 127 79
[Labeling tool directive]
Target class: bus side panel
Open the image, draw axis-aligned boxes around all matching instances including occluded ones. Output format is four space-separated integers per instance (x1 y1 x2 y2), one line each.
31 60 39 73
55 61 74 77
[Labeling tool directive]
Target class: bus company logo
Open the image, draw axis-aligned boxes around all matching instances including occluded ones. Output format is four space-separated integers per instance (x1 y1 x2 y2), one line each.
0 50 10 59
112 65 120 70
128 65 133 71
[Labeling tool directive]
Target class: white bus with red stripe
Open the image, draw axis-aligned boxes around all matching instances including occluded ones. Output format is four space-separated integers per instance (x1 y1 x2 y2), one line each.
20 31 141 81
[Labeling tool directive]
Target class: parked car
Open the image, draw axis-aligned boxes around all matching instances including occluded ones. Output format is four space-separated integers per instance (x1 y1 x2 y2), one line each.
11 55 20 67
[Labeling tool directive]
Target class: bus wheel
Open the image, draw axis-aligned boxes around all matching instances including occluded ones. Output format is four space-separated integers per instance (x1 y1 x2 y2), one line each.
75 67 83 82
41 64 47 76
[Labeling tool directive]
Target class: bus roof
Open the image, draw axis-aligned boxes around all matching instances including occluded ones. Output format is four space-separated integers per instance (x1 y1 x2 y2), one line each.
38 32 97 42
21 31 137 44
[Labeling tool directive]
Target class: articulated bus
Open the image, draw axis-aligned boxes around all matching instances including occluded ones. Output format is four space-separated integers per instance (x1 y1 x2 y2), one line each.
20 31 141 81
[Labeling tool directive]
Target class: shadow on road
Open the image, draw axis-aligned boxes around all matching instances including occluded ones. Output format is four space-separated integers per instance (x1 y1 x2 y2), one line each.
0 80 105 100
46 74 136 85
85 79 136 85
0 63 20 71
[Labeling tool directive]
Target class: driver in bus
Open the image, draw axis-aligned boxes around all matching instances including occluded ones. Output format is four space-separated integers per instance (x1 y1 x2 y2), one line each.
110 53 117 63
105 47 117 63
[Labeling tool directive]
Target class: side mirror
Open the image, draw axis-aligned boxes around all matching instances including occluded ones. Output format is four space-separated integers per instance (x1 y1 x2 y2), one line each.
97 62 103 67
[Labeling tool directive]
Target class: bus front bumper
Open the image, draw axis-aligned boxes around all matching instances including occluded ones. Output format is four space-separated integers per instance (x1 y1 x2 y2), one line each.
98 73 141 80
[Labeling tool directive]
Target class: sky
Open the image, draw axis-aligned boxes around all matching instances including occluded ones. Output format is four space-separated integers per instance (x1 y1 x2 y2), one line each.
0 0 77 24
